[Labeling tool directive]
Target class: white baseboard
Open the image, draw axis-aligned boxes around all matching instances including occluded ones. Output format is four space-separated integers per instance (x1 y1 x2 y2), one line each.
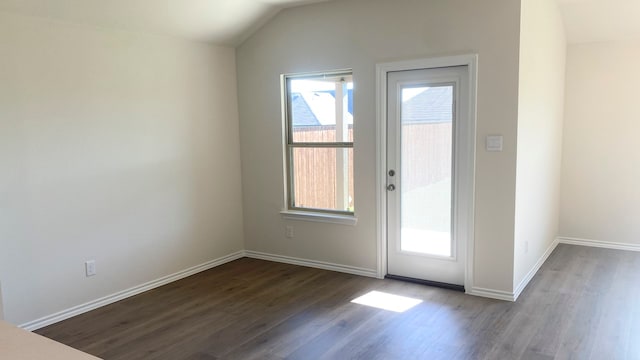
467 287 515 302
244 250 378 278
513 237 559 300
19 250 375 331
468 238 560 302
28 238 614 331
19 251 245 331
558 237 640 252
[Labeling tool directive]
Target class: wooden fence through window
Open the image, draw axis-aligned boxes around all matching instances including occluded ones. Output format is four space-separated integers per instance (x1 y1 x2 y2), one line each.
291 122 451 211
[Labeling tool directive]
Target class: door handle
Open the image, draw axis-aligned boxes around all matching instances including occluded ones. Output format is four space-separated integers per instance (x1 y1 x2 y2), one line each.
387 184 396 191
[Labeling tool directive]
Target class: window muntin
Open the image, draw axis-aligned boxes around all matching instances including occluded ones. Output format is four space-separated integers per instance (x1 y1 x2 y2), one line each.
284 71 354 214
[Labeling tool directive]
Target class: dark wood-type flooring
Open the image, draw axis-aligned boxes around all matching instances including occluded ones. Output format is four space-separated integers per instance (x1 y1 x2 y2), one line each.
37 244 640 359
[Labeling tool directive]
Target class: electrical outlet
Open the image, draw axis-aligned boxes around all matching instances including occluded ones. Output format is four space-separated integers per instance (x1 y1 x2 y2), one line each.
85 260 96 277
286 226 294 238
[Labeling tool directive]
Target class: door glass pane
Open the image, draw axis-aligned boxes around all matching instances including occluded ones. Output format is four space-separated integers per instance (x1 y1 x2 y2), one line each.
400 85 453 256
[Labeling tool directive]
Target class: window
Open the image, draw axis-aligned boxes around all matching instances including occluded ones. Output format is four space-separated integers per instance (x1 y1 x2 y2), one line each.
283 70 354 215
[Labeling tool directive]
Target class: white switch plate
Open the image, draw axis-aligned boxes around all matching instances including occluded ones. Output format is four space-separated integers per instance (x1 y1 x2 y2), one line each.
85 260 96 277
486 135 503 152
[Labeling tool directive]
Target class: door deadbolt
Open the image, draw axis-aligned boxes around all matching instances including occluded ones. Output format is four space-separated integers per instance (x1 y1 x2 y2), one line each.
388 169 395 177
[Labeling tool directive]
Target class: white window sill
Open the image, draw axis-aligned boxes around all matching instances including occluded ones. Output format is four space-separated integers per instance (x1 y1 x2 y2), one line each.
280 210 358 226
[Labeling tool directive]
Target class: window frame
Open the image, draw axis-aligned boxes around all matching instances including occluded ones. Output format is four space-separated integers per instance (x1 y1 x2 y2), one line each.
281 69 355 217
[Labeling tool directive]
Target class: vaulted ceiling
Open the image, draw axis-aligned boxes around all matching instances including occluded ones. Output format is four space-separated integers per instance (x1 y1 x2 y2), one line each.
0 0 332 46
557 0 640 44
0 0 637 46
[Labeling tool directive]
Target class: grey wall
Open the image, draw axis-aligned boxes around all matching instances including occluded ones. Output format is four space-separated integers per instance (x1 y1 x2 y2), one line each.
560 40 640 248
514 0 567 289
0 12 245 325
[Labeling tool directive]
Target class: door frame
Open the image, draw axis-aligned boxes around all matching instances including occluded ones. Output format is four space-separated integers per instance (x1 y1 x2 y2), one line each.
375 54 478 292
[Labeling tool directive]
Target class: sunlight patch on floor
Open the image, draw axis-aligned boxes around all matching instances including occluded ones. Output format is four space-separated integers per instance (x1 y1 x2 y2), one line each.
350 291 422 313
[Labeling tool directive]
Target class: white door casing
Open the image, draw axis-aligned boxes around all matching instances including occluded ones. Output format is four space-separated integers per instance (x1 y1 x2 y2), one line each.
387 66 469 286
375 55 477 290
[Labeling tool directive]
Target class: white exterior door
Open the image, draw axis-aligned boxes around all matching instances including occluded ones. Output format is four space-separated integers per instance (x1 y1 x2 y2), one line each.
386 66 472 287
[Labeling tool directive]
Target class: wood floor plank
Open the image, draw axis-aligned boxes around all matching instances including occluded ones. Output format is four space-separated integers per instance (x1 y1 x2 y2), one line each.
185 271 355 359
221 276 376 359
36 245 640 360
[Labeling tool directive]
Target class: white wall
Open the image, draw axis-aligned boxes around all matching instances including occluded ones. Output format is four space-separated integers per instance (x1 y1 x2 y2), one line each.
560 41 640 247
0 12 245 325
513 0 567 289
237 0 522 293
